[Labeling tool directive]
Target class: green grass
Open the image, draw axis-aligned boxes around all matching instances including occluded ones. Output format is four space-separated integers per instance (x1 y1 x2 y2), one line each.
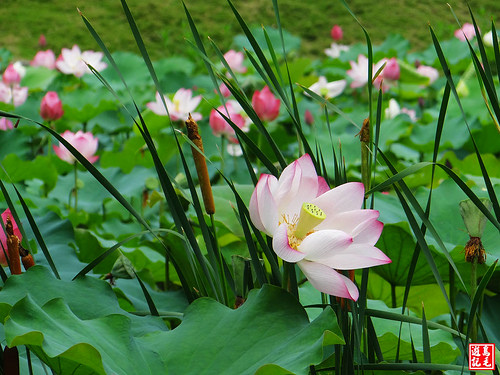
1 0 499 61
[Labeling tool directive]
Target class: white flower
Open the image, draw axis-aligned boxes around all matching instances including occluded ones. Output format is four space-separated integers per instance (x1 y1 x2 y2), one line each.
308 76 346 99
147 88 202 122
249 154 391 300
385 99 416 122
324 43 349 59
56 45 107 78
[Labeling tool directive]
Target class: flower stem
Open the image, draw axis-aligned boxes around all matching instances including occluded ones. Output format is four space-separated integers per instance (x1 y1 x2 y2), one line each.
211 213 228 305
220 135 226 176
470 259 477 344
73 162 78 211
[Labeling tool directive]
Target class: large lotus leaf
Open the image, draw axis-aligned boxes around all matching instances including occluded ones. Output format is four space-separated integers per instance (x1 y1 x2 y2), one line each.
21 66 58 90
0 266 167 335
141 284 344 375
60 86 116 123
366 272 450 319
5 282 342 375
373 223 450 286
5 296 166 375
0 154 59 190
367 299 460 364
409 113 472 151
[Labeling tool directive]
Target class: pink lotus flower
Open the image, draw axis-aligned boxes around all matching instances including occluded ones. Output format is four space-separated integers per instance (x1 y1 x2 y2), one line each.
0 82 28 107
252 86 280 122
0 208 22 266
56 45 107 78
223 50 247 74
3 64 21 85
31 50 56 69
53 130 99 164
218 82 231 98
147 88 202 122
209 100 249 141
330 25 343 41
454 23 476 41
0 118 13 131
382 58 400 81
249 154 391 300
40 91 64 121
416 65 439 85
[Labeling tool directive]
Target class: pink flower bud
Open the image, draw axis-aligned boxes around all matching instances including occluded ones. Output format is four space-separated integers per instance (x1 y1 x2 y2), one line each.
382 58 400 81
53 130 99 164
304 109 314 126
40 91 64 121
31 50 56 69
0 208 22 266
3 64 21 85
38 34 47 48
330 25 343 41
252 86 280 122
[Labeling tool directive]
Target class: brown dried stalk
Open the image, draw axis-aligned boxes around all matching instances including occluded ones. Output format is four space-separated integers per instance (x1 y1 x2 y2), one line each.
186 114 215 215
6 217 21 275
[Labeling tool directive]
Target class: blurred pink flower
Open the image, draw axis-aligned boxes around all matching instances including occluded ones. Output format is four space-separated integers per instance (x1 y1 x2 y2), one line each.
0 118 13 131
252 86 280 122
3 64 21 85
147 88 202 122
330 25 343 41
304 109 314 126
382 58 400 81
249 154 390 300
218 82 231 98
416 65 439 85
0 82 28 107
38 34 47 48
31 50 56 69
0 208 22 266
223 50 247 73
454 23 476 41
53 130 99 164
56 45 107 77
209 100 249 141
40 91 64 121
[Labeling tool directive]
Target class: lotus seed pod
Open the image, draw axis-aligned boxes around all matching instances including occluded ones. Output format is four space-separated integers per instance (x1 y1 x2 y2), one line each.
459 198 492 238
295 203 326 239
111 254 136 279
